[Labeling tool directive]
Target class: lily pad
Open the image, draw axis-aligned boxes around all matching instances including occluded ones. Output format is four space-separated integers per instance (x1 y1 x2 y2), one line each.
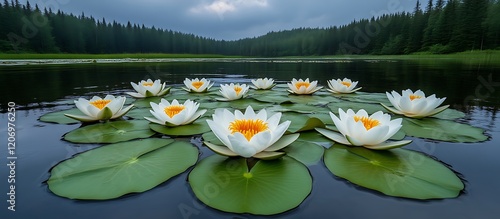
40 108 80 124
149 119 211 136
402 118 488 143
132 96 164 108
283 140 324 165
48 138 199 200
64 120 155 143
251 94 291 104
287 94 339 105
188 155 312 215
324 144 464 199
328 101 386 115
228 98 273 111
333 92 391 105
126 108 152 120
282 112 325 133
431 108 466 120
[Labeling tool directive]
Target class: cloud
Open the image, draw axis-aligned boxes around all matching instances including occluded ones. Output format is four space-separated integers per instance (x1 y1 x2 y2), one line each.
190 0 268 20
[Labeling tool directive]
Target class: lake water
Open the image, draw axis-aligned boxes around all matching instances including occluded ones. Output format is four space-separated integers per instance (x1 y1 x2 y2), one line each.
0 58 499 218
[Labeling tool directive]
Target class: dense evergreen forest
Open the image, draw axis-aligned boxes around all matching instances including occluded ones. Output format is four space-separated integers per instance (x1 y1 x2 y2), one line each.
0 0 499 56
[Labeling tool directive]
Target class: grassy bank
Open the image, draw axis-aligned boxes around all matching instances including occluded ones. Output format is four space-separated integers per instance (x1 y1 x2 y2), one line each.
1 51 499 65
0 53 244 59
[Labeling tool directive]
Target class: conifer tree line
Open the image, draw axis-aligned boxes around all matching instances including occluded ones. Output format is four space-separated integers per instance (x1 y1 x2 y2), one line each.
0 0 499 56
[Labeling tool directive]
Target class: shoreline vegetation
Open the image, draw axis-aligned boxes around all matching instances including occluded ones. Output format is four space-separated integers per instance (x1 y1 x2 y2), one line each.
0 51 499 66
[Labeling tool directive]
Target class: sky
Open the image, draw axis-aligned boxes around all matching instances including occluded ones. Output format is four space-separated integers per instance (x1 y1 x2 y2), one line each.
20 0 416 40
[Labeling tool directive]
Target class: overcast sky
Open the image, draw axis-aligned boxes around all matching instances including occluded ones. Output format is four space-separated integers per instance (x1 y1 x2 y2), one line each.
20 0 416 40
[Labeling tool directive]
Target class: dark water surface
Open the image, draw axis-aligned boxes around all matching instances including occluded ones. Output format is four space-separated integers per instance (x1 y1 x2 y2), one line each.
1 59 500 219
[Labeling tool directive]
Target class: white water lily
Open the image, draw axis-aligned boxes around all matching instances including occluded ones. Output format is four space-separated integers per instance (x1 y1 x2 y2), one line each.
327 78 362 94
205 106 299 159
287 78 322 94
144 99 206 126
251 78 276 90
382 89 449 118
316 109 411 150
217 83 250 101
65 95 134 122
183 78 214 93
126 79 170 98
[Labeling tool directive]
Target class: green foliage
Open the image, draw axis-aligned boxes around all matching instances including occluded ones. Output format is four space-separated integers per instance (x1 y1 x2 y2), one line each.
324 144 464 199
1 1 499 55
188 155 312 215
48 138 199 200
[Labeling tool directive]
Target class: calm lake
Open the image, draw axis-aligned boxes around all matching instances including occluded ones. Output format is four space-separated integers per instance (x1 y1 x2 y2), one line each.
1 58 499 218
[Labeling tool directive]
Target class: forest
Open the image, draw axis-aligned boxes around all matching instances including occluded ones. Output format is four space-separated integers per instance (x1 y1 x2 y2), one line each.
0 0 499 56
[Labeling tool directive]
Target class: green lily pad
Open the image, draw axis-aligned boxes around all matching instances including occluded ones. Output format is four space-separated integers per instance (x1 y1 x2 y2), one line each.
132 96 164 108
431 108 466 120
328 101 386 115
48 138 199 200
283 140 324 165
188 155 312 215
149 119 211 136
126 108 152 120
228 98 273 111
269 103 330 114
324 144 464 199
333 92 391 105
64 120 155 143
202 131 223 145
40 108 80 124
287 94 339 105
282 112 325 133
402 118 488 143
295 131 333 147
251 94 292 104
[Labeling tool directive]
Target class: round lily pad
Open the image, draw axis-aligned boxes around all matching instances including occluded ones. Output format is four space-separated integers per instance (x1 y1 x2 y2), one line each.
324 144 464 199
39 108 80 124
188 155 312 215
402 117 488 143
149 119 211 136
281 112 325 133
48 138 199 200
64 120 155 143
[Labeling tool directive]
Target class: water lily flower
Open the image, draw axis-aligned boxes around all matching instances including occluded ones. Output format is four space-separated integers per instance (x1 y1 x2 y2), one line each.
144 99 206 126
65 95 134 122
217 83 250 101
126 79 171 98
287 78 322 94
251 78 276 90
183 78 214 93
382 89 449 118
205 106 299 159
327 78 362 94
316 109 411 150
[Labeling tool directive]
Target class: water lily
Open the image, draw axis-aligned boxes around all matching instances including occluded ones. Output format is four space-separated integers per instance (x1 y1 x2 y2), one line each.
287 78 322 94
251 78 276 90
327 78 362 94
217 83 250 101
316 109 411 150
126 79 171 98
183 78 214 93
205 106 299 159
382 89 449 118
65 95 133 122
144 99 206 126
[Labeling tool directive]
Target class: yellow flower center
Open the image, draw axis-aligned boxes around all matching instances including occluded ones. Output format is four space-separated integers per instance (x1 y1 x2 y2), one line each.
341 81 352 87
163 105 185 118
295 81 310 90
229 119 269 141
90 99 111 110
142 82 154 86
234 86 243 95
191 81 204 89
353 116 380 130
410 95 422 101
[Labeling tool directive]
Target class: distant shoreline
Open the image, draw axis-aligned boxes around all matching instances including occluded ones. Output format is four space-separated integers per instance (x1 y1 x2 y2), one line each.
1 51 498 66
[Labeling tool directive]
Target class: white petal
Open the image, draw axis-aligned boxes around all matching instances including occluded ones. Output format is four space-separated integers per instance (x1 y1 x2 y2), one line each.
228 133 257 158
